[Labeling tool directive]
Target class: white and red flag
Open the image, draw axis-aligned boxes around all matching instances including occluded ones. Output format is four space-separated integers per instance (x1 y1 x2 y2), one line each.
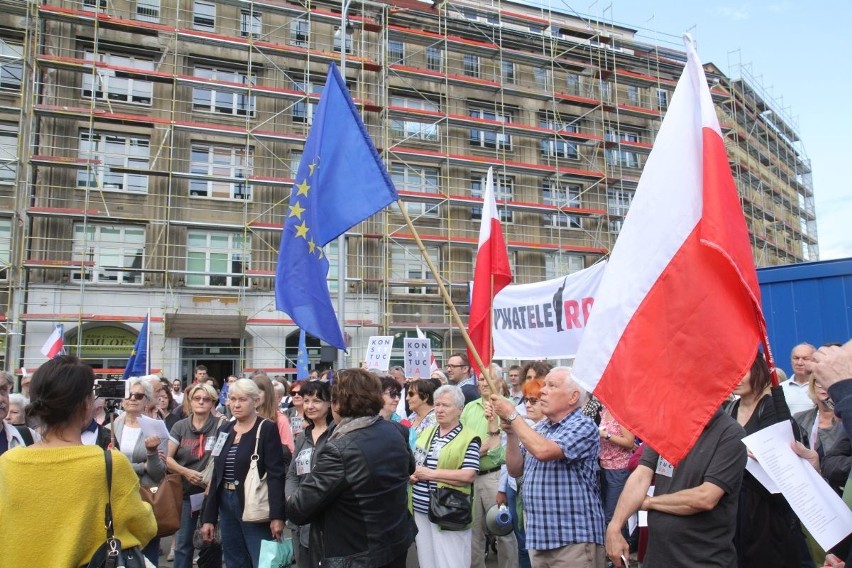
41 324 65 359
572 36 768 465
416 326 440 373
468 167 513 375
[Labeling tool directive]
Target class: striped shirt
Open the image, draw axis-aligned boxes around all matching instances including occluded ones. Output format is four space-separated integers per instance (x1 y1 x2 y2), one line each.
521 408 605 550
411 424 480 514
223 443 239 483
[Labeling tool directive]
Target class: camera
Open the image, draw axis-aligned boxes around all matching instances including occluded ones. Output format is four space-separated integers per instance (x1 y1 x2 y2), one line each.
94 379 128 400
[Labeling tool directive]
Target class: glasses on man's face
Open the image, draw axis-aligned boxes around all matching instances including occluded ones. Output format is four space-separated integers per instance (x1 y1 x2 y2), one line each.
191 396 213 403
446 364 465 369
523 397 540 405
125 393 146 401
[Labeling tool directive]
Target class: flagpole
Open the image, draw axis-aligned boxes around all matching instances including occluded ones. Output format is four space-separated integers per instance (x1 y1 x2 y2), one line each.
145 309 151 375
394 201 498 394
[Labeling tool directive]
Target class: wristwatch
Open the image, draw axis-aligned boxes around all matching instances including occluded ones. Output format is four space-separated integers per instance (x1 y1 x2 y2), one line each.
605 433 611 440
506 411 519 423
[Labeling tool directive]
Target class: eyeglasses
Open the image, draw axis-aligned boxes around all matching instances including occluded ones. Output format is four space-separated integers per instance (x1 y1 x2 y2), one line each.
384 390 401 399
446 364 465 369
523 397 540 405
125 393 146 401
191 396 213 403
291 391 302 397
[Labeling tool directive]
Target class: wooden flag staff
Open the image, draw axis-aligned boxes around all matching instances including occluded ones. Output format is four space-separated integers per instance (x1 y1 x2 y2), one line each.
394 201 498 394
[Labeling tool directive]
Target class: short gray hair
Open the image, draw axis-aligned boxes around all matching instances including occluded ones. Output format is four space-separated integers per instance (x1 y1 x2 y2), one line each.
9 393 28 411
272 380 286 397
127 376 154 400
549 366 586 400
434 384 465 410
0 371 14 390
229 378 261 400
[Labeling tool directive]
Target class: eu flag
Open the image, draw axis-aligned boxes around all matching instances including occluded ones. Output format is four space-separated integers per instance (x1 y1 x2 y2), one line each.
123 314 149 379
296 329 310 380
275 63 399 349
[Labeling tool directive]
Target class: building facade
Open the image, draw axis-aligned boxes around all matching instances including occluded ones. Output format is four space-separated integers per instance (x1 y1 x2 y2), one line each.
0 0 817 381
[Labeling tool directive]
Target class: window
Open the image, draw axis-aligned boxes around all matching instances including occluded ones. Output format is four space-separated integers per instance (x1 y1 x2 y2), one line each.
82 50 154 105
545 252 584 279
83 0 107 10
333 26 353 53
72 224 144 284
469 107 511 150
501 60 514 84
325 239 340 295
541 139 578 159
0 40 23 91
391 164 440 217
136 0 160 22
292 77 323 124
388 40 405 64
77 131 150 193
599 80 612 102
607 188 633 216
426 46 442 72
193 1 215 30
240 11 262 38
189 144 253 200
290 18 309 47
389 95 439 141
657 89 669 111
471 173 513 222
192 66 255 117
0 218 10 280
542 181 581 228
566 72 580 95
605 148 640 168
534 66 551 91
626 84 640 105
186 231 249 288
0 123 18 183
390 245 438 295
289 151 302 178
463 54 479 78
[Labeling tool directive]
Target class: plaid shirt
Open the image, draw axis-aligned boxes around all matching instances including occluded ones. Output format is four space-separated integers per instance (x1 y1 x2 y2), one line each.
521 407 605 550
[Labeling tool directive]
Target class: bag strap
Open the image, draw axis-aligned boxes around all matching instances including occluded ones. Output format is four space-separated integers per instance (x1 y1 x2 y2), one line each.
252 419 263 457
14 425 34 446
103 449 116 541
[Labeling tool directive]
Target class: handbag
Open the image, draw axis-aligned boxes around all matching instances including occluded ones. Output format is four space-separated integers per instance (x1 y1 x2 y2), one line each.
85 450 147 568
428 484 473 531
139 473 184 537
192 499 223 568
242 419 271 523
259 538 294 568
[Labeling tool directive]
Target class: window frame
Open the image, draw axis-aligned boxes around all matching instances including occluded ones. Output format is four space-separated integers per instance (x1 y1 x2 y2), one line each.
390 244 439 295
471 172 513 223
185 230 250 288
136 0 160 22
81 50 155 106
0 40 23 92
391 163 440 218
469 107 512 150
240 10 262 38
192 0 216 31
192 65 256 117
76 130 150 194
0 122 18 183
189 143 253 201
426 46 443 72
290 18 309 47
542 181 582 229
71 223 145 285
463 54 480 78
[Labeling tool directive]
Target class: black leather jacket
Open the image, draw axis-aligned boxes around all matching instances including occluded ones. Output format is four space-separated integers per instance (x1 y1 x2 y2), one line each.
287 417 416 568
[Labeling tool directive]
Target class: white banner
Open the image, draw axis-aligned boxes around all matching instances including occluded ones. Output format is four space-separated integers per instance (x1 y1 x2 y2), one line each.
404 337 432 379
492 261 606 360
364 336 394 371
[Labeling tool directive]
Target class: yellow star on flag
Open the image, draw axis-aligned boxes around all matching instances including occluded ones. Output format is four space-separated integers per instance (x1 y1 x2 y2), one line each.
308 238 316 254
295 221 309 239
289 201 306 219
296 180 311 197
309 161 318 176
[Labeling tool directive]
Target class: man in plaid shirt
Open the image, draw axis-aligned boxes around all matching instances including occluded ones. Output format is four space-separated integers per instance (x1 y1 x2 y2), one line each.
492 367 606 568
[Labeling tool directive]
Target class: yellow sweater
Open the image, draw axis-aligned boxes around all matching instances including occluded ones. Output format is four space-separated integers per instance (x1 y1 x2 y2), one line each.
0 445 157 568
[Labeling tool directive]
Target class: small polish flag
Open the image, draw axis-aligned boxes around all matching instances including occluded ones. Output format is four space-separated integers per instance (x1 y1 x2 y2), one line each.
40 324 65 359
572 36 768 465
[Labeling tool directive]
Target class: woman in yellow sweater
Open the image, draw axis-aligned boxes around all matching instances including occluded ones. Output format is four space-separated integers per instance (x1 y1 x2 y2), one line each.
0 355 156 568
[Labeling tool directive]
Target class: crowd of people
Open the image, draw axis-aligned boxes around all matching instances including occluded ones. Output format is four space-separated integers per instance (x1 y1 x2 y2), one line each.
0 339 850 568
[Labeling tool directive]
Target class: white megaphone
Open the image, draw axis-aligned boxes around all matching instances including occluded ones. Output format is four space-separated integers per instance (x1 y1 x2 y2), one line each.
485 504 513 536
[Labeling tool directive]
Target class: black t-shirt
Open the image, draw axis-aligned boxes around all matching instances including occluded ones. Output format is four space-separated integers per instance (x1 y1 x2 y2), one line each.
640 409 747 568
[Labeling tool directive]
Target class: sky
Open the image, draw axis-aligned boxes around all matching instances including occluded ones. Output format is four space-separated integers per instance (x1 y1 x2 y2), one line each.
537 1 851 260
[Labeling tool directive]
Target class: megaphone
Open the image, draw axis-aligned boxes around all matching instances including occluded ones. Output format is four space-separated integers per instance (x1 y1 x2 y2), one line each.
485 504 513 536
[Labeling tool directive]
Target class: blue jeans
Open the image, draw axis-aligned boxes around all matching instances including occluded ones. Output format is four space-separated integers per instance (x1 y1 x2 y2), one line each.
219 489 272 568
601 468 631 525
142 536 160 567
173 498 197 568
506 484 530 568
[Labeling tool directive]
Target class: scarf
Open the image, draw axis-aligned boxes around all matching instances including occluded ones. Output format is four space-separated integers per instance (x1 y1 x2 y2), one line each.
329 415 379 441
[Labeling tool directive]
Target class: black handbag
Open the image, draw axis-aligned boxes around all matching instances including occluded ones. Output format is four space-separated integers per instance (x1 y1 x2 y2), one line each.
193 498 223 568
85 450 147 568
428 485 473 531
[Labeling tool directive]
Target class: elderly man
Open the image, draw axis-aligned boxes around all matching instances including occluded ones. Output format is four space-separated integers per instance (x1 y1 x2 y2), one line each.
492 367 605 567
783 343 817 415
0 371 39 454
605 408 746 568
446 353 479 404
462 366 519 568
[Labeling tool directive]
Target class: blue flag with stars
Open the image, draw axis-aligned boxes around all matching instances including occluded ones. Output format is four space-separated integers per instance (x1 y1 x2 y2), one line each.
296 329 310 380
275 63 399 349
123 314 149 379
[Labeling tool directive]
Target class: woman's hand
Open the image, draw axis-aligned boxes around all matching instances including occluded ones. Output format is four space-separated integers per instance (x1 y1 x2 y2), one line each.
792 441 820 472
201 523 216 543
144 435 161 453
414 466 432 481
184 467 205 486
270 519 284 540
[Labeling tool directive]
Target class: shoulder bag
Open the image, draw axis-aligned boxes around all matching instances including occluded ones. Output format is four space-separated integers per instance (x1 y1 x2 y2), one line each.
139 472 184 537
242 419 271 523
84 450 147 568
425 428 473 531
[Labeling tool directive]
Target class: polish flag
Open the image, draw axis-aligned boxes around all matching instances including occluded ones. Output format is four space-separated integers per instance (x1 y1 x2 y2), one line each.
572 36 768 465
416 326 439 373
41 324 65 359
468 167 513 374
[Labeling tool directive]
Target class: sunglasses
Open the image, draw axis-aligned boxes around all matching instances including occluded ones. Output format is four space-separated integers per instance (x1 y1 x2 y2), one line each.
191 396 213 403
523 397 540 405
384 390 401 399
125 393 146 401
291 391 302 396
